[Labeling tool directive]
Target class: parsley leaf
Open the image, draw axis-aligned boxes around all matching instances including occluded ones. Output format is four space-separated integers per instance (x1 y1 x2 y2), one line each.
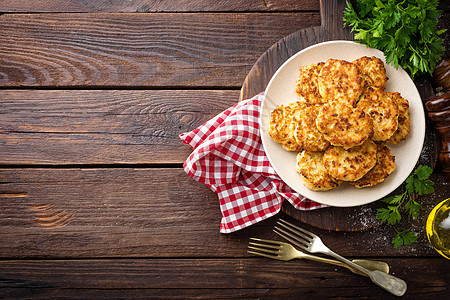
386 206 402 225
376 206 402 225
392 230 418 248
382 194 404 205
406 165 435 195
375 165 434 248
405 198 423 218
344 0 446 79
376 205 401 225
405 175 416 194
414 179 435 196
414 165 433 181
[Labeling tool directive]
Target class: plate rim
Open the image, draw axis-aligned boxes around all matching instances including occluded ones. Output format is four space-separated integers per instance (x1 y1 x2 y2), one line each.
260 40 425 207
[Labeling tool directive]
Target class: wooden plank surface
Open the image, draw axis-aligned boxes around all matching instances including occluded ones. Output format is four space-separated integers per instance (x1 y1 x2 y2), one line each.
1 168 445 258
1 1 449 299
238 0 447 233
0 13 320 88
0 0 320 13
240 4 449 100
0 90 238 165
1 0 446 13
1 258 448 299
240 0 353 101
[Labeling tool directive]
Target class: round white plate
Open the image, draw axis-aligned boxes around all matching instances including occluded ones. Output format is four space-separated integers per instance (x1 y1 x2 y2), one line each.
261 40 425 207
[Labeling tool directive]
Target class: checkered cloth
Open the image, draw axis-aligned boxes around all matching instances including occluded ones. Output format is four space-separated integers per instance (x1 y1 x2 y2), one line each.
180 93 325 233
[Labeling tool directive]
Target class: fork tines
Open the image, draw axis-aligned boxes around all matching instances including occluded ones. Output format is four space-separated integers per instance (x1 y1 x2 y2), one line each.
247 237 281 259
274 218 314 251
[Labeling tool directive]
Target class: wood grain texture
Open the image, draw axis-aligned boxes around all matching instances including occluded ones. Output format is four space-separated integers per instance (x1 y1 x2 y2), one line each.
239 0 445 232
0 0 320 13
1 258 448 299
282 174 449 233
0 1 448 299
0 13 320 88
0 90 239 165
240 3 449 100
6 288 447 300
0 168 445 258
0 0 446 14
240 0 353 101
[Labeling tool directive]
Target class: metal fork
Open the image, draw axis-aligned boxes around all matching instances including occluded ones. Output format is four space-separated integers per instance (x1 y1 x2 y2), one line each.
274 219 407 297
248 238 389 277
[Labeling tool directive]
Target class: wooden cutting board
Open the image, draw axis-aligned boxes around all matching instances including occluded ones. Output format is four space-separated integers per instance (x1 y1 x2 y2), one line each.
239 0 438 231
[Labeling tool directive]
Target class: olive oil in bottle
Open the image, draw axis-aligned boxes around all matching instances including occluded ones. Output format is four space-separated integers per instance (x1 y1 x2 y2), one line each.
426 198 450 259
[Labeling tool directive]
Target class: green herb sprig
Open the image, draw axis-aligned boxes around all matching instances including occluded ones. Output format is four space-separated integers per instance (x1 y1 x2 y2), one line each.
344 0 446 79
376 165 435 248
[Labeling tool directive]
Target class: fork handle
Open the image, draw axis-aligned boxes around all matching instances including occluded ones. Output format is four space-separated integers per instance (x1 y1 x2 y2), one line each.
325 250 407 297
300 253 385 276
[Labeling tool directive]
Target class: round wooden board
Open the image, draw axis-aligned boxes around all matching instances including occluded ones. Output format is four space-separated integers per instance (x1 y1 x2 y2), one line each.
239 0 437 231
281 201 383 232
240 0 354 102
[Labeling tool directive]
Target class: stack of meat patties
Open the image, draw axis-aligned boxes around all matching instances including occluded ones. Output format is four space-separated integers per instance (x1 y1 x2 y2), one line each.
269 57 410 191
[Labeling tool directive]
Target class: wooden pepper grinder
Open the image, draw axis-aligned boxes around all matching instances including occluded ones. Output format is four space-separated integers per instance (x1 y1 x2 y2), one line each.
425 57 450 182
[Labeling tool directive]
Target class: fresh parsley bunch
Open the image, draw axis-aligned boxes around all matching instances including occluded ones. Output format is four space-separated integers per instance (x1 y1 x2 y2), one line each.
376 165 435 248
344 0 446 79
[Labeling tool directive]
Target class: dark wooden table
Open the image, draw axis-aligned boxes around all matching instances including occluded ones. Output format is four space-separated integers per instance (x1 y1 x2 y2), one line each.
1 1 449 299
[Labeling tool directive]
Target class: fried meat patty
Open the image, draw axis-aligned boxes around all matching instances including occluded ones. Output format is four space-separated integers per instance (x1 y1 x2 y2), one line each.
350 143 396 188
318 59 365 106
296 150 342 191
316 100 373 148
353 56 388 90
387 92 410 144
268 102 305 151
295 62 326 106
357 87 399 142
294 105 330 151
323 140 377 182
267 55 408 192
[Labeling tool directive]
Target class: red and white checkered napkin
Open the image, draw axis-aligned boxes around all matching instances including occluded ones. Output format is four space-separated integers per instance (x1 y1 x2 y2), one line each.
180 93 325 233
